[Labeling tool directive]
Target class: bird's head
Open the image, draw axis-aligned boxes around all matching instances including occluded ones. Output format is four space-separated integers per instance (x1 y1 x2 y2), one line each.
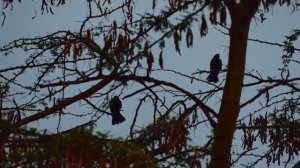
214 54 220 59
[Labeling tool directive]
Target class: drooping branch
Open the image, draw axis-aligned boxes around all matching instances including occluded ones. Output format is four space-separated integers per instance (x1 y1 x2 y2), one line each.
14 77 113 128
100 74 218 127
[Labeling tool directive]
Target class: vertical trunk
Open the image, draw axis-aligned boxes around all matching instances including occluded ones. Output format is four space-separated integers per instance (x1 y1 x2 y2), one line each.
0 122 10 165
208 1 260 168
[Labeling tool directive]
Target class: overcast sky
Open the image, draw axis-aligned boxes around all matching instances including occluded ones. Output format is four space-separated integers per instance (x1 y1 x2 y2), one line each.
0 1 300 167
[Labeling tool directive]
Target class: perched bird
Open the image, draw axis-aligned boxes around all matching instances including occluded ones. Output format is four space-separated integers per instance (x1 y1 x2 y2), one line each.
207 54 222 83
109 96 125 125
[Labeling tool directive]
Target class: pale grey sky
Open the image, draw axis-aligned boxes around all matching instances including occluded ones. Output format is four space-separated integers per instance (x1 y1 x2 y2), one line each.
0 1 299 167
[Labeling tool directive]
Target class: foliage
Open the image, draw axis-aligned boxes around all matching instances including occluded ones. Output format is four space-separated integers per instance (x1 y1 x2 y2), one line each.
1 122 155 167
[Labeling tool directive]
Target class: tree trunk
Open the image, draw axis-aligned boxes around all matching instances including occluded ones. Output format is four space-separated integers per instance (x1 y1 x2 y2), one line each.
208 1 260 168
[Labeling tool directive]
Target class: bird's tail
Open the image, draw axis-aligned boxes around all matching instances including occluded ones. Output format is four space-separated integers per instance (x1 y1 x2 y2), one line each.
207 73 219 83
112 113 125 125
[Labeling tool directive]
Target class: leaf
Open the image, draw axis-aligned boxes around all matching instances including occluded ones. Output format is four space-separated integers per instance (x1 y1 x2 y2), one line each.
220 4 227 26
209 10 217 25
147 51 154 77
159 50 164 69
48 86 52 101
115 33 124 56
169 0 177 9
264 0 278 11
78 43 83 56
266 90 270 103
173 30 181 55
200 14 208 37
159 40 165 49
152 0 156 9
143 42 149 57
86 29 92 42
49 7 54 15
103 34 112 54
123 35 129 49
64 41 72 57
73 43 78 61
186 28 193 48
138 22 144 36
98 155 106 168
113 20 117 39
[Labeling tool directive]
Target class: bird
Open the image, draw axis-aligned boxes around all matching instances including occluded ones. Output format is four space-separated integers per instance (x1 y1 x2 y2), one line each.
109 96 125 125
207 54 222 83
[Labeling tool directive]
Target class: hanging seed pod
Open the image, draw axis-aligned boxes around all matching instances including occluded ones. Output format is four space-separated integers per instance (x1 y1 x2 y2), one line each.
200 14 208 37
220 4 227 26
159 50 164 69
186 28 193 48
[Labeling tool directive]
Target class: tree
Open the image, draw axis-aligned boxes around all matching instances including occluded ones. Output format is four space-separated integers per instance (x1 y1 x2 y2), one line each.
0 0 300 167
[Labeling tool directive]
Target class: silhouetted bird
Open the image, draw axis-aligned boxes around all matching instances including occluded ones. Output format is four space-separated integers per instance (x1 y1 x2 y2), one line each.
109 96 125 125
207 54 222 83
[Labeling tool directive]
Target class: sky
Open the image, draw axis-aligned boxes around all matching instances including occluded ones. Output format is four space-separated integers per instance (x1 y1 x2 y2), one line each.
0 1 300 167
